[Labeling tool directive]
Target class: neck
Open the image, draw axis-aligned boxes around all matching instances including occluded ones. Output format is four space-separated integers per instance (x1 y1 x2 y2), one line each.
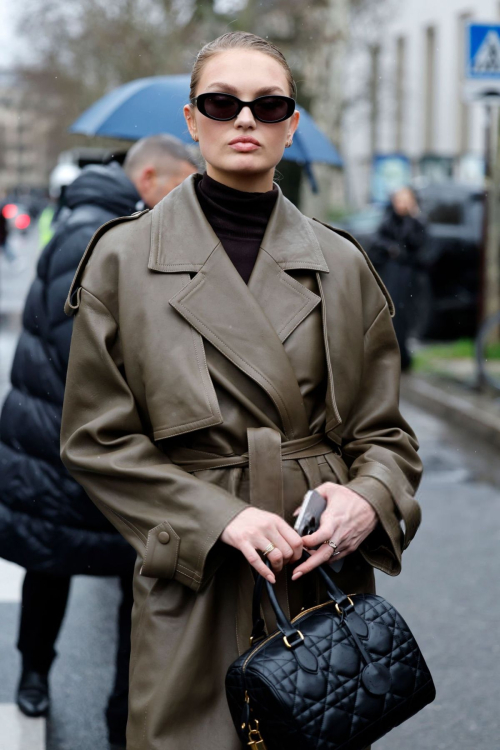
205 164 275 193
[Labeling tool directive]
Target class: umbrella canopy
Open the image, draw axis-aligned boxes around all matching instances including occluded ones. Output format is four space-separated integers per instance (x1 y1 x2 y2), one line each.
70 75 342 177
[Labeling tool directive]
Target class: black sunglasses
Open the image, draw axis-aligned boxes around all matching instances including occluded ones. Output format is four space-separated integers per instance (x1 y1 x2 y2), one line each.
191 92 296 123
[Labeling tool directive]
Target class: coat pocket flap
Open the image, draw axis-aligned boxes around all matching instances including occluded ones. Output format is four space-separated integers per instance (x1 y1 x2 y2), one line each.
142 327 223 442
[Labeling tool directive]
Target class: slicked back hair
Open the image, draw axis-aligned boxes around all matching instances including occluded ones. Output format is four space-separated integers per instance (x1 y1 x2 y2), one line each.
189 31 297 102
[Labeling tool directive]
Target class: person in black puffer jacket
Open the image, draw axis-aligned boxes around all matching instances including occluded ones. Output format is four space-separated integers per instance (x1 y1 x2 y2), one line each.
0 134 198 749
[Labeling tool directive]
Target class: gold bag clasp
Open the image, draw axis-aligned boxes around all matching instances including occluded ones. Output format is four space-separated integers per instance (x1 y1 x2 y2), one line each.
247 719 267 750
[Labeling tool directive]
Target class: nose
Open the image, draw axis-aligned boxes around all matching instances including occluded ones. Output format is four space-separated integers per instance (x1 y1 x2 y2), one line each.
234 105 256 128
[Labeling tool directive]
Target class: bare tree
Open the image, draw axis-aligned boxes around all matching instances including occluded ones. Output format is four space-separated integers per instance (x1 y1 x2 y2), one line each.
17 0 344 147
17 0 225 152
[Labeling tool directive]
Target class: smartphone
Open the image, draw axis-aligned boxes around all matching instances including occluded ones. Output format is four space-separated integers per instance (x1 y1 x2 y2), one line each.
294 489 344 573
294 489 326 537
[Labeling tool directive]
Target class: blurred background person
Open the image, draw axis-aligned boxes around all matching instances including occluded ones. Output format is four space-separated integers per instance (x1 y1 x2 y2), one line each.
370 186 428 371
0 134 198 750
0 194 17 265
37 162 82 250
0 201 9 258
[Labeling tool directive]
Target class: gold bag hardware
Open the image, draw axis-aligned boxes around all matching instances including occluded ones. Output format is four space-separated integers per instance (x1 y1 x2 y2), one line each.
247 719 267 749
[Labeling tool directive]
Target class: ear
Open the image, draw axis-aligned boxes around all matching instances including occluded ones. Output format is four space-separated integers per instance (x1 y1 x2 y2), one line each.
287 109 300 140
138 165 156 187
183 104 198 142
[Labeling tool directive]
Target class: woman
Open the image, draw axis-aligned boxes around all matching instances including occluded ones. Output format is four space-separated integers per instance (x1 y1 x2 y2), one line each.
61 32 423 750
370 187 428 371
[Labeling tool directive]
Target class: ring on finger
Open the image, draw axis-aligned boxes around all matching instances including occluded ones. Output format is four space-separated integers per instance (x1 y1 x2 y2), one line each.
323 539 340 556
261 542 276 557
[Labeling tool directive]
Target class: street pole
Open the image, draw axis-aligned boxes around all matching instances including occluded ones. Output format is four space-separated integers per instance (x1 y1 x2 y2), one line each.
481 101 500 327
369 44 380 160
463 22 500 384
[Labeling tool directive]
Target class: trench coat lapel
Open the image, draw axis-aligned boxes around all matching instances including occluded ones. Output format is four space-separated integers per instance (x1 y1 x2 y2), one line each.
247 242 320 344
150 174 334 439
169 243 310 440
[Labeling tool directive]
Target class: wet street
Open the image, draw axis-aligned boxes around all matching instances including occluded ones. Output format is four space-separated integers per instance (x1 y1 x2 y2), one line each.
0 233 499 749
376 402 500 750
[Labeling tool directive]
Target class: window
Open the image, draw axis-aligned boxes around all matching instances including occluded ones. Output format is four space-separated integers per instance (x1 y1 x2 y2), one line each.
427 202 464 225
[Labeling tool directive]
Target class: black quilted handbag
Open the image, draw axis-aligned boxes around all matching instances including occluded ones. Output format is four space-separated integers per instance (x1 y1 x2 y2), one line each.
226 553 435 750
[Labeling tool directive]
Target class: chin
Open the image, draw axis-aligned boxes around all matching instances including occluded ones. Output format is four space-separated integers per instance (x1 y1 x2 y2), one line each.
219 155 275 175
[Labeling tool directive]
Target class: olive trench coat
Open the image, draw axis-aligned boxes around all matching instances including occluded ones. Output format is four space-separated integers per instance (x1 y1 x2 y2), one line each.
60 174 423 750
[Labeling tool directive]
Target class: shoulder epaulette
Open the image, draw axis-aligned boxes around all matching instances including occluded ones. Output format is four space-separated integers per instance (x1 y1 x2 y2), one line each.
64 209 149 317
311 218 395 317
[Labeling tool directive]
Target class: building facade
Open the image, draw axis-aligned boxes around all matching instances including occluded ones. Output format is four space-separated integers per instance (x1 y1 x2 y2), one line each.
0 70 53 195
298 0 349 220
343 0 500 207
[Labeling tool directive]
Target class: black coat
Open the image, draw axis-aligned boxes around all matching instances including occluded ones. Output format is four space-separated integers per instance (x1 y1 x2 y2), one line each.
0 163 141 576
370 207 427 311
370 207 427 268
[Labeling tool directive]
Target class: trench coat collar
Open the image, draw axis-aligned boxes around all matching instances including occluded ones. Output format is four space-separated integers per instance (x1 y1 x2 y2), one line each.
150 173 332 440
148 173 329 274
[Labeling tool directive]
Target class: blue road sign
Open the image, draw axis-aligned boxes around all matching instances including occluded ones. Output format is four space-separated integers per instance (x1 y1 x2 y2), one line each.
466 23 500 80
370 154 411 204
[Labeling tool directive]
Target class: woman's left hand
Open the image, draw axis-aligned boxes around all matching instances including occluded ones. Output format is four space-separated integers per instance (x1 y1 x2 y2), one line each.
291 482 378 581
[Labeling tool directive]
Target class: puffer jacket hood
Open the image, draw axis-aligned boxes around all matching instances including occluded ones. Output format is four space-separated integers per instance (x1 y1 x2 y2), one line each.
0 161 139 576
66 161 142 216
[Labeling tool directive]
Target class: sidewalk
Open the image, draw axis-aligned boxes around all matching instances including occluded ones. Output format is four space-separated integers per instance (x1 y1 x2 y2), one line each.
401 368 500 450
0 559 46 750
0 227 39 405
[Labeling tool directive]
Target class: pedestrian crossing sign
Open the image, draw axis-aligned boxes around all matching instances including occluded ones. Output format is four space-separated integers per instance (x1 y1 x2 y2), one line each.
465 23 500 99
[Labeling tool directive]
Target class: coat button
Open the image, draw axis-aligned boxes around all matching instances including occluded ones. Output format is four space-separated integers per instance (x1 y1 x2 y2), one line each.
158 531 170 544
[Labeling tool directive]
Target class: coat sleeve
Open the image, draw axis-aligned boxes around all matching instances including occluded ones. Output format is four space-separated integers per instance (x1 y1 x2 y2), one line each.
342 300 423 576
60 287 248 591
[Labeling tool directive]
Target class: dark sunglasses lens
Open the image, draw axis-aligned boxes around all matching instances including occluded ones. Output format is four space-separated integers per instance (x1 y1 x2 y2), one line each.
203 94 239 120
254 97 291 122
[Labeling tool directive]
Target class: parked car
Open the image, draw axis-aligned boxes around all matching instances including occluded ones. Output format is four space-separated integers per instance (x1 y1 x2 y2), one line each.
339 183 484 340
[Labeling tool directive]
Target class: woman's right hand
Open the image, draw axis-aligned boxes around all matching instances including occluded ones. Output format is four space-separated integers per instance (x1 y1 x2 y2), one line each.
221 507 303 583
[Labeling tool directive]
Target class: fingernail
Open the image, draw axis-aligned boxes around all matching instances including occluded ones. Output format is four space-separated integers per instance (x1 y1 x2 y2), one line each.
267 575 275 583
291 572 303 581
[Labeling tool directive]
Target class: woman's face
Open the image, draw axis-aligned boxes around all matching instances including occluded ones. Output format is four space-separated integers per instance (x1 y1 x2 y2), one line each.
184 49 300 190
392 188 417 216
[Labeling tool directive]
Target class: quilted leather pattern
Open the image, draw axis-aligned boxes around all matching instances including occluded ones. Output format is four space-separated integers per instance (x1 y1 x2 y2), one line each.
226 594 435 750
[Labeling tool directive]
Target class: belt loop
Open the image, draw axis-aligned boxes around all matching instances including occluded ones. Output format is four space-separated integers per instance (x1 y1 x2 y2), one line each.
247 427 283 515
247 427 290 626
298 456 323 492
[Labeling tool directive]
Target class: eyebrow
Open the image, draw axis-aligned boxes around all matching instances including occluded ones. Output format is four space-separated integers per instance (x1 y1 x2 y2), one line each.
203 82 287 96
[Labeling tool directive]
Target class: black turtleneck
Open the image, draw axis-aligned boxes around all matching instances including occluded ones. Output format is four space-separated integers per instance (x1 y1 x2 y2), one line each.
194 171 278 283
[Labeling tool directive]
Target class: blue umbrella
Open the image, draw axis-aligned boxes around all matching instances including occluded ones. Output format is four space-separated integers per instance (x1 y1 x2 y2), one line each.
70 75 342 191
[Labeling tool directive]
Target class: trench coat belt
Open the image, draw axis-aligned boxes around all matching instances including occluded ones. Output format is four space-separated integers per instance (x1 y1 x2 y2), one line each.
170 428 340 650
170 428 340 513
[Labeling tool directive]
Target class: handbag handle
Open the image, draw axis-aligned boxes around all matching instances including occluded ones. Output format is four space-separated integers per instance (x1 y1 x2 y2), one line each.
250 550 357 646
249 552 392 694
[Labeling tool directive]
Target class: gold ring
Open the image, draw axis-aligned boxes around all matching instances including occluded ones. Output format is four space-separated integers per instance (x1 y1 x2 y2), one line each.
262 543 276 557
323 540 338 552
